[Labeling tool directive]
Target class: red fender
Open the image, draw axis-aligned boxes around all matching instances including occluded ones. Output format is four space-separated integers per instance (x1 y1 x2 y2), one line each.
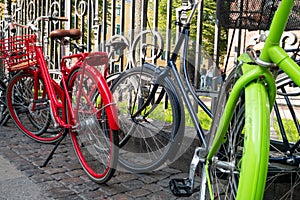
86 65 119 131
69 62 119 131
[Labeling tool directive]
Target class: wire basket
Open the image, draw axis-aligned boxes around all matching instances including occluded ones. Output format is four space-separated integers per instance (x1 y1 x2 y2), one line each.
0 34 37 71
217 0 300 31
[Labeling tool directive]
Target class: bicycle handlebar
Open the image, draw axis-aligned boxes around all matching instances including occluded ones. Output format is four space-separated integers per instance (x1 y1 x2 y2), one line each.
5 15 68 34
31 16 68 25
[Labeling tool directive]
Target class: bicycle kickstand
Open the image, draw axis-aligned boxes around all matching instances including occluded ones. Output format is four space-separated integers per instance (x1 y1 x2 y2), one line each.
169 147 206 197
40 129 68 168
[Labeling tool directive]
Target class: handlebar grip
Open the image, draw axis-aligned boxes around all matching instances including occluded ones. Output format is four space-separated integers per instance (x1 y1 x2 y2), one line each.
9 23 16 33
49 16 68 21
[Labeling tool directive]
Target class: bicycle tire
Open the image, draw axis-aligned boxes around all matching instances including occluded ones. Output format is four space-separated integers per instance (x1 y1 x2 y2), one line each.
106 72 121 86
0 79 8 125
110 64 184 173
67 67 119 183
200 68 270 199
6 72 63 143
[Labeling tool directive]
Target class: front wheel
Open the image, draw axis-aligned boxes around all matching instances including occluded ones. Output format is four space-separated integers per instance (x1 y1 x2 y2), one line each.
200 68 270 199
67 67 119 183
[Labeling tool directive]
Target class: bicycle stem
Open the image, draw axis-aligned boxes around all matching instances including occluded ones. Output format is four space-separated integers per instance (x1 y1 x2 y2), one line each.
170 0 200 62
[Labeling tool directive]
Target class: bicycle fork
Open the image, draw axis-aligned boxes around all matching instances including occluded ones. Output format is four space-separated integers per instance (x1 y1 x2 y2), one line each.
170 53 277 198
204 62 275 200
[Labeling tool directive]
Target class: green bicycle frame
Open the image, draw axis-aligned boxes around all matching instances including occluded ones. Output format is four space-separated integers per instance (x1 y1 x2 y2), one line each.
205 0 299 199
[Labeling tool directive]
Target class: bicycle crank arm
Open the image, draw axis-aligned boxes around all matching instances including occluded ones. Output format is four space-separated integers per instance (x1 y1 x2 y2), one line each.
169 147 206 197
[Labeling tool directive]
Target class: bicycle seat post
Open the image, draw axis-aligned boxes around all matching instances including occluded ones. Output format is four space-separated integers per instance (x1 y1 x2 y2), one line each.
60 37 66 58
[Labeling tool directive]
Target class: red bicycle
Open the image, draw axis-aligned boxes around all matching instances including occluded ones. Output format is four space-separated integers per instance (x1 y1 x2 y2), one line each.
2 16 119 183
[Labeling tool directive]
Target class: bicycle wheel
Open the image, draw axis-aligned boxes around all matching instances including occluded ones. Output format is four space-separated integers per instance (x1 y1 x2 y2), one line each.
6 72 63 143
0 79 9 125
110 64 184 173
265 72 300 200
200 68 270 199
67 67 119 183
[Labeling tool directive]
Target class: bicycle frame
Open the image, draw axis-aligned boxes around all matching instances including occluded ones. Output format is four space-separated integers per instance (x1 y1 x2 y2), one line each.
31 44 119 131
204 0 298 199
120 2 219 181
137 1 212 148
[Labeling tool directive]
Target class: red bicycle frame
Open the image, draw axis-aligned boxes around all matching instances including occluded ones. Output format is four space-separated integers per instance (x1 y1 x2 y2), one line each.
27 44 119 131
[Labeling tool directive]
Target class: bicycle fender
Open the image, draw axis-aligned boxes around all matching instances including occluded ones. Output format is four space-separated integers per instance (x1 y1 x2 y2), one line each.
238 81 270 200
81 65 119 131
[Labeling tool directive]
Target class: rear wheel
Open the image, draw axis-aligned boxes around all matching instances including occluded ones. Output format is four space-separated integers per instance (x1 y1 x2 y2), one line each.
6 72 62 143
68 67 119 183
110 64 184 173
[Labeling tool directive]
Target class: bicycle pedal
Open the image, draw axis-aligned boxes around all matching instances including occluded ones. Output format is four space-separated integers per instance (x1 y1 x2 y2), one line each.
169 178 193 197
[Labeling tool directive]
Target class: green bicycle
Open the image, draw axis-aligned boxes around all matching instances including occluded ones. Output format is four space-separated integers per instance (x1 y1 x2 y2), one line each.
169 0 300 199
198 0 300 199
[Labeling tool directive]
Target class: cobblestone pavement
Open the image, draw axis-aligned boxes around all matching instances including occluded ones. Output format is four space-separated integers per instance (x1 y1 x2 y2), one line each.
0 121 200 200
